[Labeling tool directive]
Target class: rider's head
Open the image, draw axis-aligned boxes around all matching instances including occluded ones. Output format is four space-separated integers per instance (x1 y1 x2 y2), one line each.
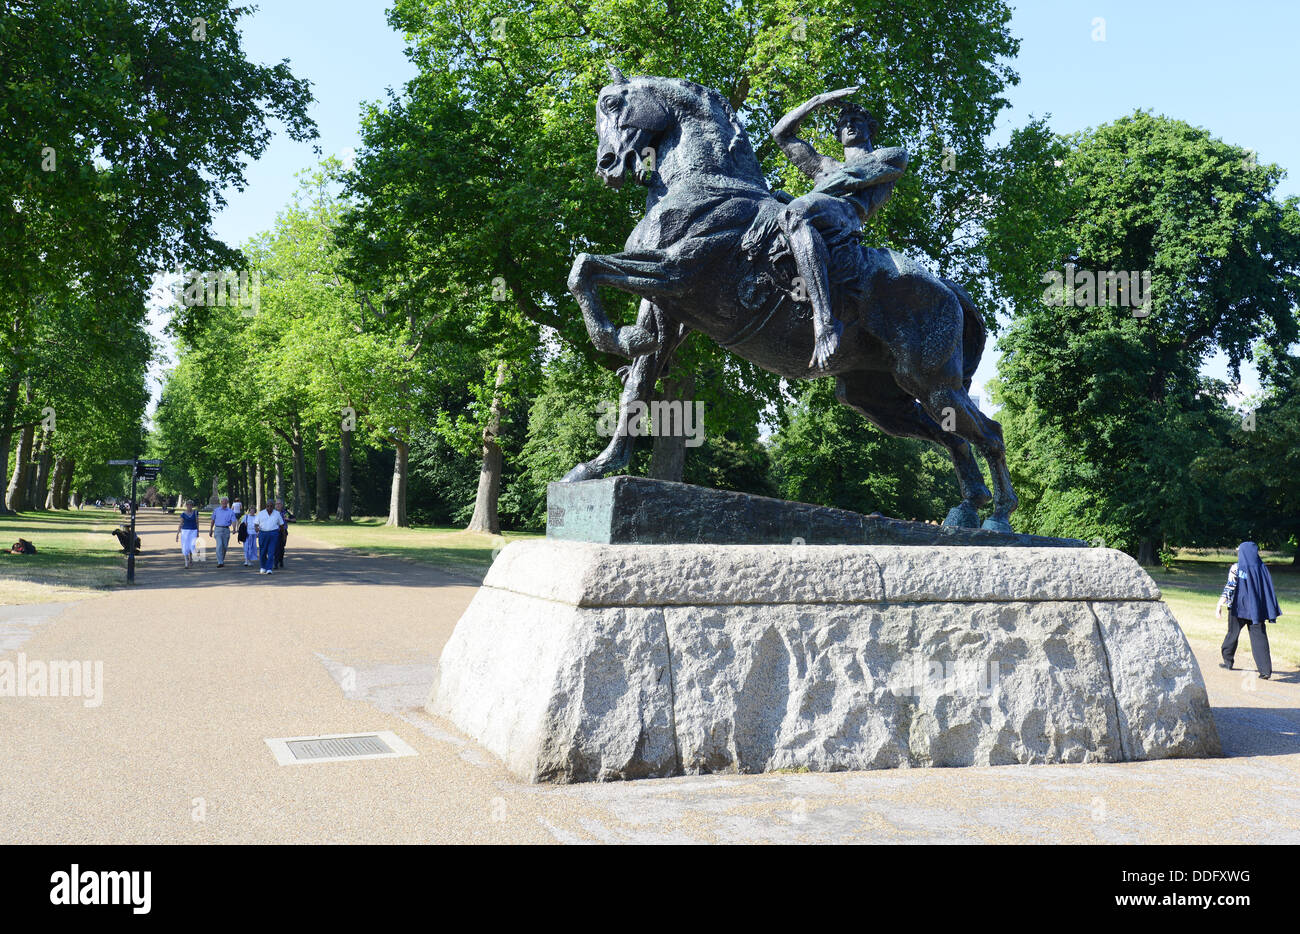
835 102 878 151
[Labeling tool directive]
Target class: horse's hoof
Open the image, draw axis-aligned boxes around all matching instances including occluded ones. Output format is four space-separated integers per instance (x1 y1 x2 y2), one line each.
943 502 981 529
981 517 1014 534
561 462 599 483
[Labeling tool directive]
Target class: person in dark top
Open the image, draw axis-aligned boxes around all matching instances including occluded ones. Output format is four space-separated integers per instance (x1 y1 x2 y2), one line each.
175 499 200 569
1216 541 1282 679
112 526 142 554
274 497 290 569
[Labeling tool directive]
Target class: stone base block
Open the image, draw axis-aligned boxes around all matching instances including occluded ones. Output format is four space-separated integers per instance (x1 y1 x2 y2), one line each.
428 541 1220 782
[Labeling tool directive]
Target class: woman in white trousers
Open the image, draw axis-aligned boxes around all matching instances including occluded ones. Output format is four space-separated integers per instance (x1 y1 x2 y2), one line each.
175 500 200 569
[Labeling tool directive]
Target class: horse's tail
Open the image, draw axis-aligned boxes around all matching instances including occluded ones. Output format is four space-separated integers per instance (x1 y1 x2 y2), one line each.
941 277 985 392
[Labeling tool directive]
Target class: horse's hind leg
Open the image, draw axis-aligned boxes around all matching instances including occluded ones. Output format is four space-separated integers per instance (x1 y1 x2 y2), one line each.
835 371 991 527
562 351 652 482
914 382 1019 532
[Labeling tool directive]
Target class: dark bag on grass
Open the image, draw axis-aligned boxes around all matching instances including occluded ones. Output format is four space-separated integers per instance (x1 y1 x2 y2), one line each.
11 538 36 555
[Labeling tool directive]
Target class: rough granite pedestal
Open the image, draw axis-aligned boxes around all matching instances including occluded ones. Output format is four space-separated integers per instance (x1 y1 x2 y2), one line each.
428 535 1221 783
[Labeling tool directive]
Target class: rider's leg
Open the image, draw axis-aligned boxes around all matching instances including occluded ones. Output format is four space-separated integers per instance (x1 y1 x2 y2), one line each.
777 206 841 370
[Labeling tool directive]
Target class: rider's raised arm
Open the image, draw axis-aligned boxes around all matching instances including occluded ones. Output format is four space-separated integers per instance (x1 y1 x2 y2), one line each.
770 87 859 180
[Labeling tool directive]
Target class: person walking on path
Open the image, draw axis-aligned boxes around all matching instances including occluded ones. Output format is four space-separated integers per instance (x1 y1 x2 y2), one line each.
175 500 200 569
240 508 258 567
273 497 290 570
209 496 237 568
1217 541 1282 680
254 501 284 575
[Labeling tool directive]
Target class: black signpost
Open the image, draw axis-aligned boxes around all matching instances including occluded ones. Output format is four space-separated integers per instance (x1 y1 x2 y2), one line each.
107 458 161 583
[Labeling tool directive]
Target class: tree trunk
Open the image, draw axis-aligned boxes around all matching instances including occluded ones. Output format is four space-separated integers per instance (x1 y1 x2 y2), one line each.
46 457 64 509
1137 539 1157 567
0 379 19 516
314 440 329 520
49 460 62 510
466 361 506 534
273 453 284 505
385 438 409 527
68 488 80 510
24 431 41 505
647 372 694 482
6 423 34 511
0 432 11 516
31 440 52 510
290 423 307 518
254 462 265 512
386 439 409 527
61 457 74 508
335 428 352 522
649 431 686 483
56 458 74 509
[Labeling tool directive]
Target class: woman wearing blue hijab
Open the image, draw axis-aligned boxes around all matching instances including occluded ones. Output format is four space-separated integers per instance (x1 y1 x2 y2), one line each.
1216 542 1282 679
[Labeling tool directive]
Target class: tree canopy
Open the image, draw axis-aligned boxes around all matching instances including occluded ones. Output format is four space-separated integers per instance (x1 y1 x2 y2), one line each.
988 112 1300 559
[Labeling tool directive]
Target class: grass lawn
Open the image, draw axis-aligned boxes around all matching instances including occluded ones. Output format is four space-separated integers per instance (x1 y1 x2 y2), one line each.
0 508 128 604
292 517 542 576
1145 550 1300 669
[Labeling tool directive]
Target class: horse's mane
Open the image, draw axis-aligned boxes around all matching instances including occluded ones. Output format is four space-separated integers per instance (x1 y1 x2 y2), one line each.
636 76 759 172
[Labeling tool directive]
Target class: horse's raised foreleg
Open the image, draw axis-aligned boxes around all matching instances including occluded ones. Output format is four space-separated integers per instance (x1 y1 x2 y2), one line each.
568 249 686 358
562 301 690 483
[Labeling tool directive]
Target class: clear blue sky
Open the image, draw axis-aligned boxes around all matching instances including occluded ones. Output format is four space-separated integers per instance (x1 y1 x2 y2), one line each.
209 0 417 247
978 0 1300 403
171 0 1298 407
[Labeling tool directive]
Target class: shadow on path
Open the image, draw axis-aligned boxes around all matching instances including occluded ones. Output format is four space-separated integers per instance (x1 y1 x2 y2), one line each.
1212 707 1300 757
122 509 481 593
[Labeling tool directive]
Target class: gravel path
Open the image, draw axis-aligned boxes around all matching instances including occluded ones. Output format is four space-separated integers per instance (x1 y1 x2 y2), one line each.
1 508 1295 844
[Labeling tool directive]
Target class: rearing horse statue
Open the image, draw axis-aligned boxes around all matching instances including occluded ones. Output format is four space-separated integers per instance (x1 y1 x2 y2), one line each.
562 68 1018 532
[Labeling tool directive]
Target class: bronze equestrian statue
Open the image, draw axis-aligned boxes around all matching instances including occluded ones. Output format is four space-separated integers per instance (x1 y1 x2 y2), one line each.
562 68 1018 532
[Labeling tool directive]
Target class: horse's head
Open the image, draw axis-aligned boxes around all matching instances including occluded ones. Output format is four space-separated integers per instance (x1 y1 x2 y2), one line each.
594 65 671 190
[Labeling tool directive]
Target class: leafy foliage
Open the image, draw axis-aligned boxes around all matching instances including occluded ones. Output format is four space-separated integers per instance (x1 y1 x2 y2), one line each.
988 112 1300 554
770 378 959 520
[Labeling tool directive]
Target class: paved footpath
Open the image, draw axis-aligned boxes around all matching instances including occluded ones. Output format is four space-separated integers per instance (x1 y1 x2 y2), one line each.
0 509 1297 844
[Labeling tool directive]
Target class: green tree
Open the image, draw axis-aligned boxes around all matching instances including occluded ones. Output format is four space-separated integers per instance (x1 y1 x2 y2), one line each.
988 112 1300 560
1224 353 1300 562
339 0 1028 524
2 0 315 511
770 378 959 520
